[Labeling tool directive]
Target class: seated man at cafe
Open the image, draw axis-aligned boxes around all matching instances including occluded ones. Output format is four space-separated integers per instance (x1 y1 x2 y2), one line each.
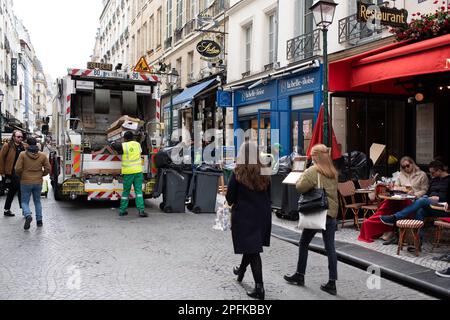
381 160 450 234
358 156 429 244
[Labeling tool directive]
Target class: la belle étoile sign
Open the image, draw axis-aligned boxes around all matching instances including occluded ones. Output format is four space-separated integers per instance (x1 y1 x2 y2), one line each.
357 1 408 28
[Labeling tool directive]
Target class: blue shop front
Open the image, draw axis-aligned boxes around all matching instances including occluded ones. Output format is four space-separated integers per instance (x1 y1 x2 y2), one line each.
232 65 323 157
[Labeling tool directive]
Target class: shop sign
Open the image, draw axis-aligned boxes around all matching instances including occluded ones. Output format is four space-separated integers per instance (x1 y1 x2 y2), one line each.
357 1 408 28
196 40 221 58
217 90 232 108
241 88 266 103
135 85 151 95
11 58 17 86
280 75 317 94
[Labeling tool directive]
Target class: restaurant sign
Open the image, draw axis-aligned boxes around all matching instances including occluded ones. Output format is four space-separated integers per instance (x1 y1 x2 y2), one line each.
197 40 221 58
357 1 408 28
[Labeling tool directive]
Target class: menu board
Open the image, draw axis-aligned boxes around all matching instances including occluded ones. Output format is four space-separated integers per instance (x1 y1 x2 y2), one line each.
416 103 434 165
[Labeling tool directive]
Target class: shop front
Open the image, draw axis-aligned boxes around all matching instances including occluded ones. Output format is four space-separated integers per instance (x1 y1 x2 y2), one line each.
232 65 324 157
330 34 450 175
163 78 219 144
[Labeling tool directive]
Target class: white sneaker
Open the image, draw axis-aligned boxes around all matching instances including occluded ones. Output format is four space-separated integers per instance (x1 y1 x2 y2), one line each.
435 268 450 278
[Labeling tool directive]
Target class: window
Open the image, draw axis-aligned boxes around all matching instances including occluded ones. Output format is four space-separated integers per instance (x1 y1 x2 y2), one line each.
304 0 314 35
244 24 252 73
149 15 154 50
166 0 173 40
176 0 183 29
268 13 276 64
137 29 141 58
189 0 197 20
188 51 194 80
157 7 162 47
176 58 182 86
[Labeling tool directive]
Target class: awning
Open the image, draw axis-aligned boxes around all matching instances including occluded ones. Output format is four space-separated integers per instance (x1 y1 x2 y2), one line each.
163 79 217 110
330 34 450 94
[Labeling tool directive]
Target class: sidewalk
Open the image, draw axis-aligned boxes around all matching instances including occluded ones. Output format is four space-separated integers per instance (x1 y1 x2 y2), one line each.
272 215 450 299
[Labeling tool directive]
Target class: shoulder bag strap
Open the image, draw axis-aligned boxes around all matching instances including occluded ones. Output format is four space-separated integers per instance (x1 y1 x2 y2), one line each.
317 172 322 189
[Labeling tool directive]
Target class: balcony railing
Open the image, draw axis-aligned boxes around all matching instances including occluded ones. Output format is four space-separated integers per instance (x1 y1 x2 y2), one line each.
286 29 321 62
338 14 385 45
198 0 230 21
174 28 183 43
184 19 196 37
164 37 173 49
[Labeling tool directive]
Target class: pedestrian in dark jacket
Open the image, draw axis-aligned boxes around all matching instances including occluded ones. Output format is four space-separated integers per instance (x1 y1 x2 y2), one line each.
226 141 271 300
15 138 51 230
0 130 27 217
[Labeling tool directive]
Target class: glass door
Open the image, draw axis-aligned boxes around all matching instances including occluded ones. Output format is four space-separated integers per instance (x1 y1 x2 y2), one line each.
291 109 315 156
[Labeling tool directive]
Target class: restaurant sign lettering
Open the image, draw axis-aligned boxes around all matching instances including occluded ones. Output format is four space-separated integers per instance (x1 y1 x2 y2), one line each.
357 1 408 28
197 40 222 58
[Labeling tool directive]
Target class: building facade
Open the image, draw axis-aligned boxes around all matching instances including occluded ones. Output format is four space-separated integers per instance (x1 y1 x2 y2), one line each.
97 0 131 72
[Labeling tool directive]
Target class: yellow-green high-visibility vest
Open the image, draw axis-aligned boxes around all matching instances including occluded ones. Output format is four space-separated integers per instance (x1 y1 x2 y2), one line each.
122 141 143 175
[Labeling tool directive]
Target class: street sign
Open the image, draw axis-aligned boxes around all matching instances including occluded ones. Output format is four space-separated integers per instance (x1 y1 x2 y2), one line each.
76 81 95 90
134 56 151 73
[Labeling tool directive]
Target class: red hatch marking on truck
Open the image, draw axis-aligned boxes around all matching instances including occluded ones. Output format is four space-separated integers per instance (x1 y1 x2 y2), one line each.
82 70 93 77
71 69 80 76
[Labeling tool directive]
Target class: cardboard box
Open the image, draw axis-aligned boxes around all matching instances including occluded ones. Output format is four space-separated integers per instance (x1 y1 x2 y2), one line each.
370 143 386 165
107 115 141 133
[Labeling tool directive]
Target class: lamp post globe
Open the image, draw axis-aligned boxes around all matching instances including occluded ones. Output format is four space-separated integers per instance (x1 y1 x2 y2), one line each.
310 0 338 147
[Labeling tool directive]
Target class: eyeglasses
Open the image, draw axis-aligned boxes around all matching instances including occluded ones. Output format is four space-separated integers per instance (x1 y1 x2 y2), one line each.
401 164 411 169
15 136 23 139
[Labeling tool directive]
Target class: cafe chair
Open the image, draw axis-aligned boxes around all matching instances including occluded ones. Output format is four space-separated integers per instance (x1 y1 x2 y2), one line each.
433 218 450 251
358 179 375 190
338 181 365 230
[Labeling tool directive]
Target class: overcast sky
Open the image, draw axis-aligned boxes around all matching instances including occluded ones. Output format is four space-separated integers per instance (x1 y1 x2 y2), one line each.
13 0 103 82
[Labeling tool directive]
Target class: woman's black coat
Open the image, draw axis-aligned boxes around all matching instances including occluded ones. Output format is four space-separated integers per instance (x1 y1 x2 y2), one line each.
226 173 272 254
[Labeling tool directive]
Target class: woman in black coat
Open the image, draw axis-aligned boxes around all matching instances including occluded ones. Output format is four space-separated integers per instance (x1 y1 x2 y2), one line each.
226 142 272 300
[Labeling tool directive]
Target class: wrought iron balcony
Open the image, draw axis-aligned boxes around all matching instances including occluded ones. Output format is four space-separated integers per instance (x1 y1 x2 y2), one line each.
164 37 172 49
338 14 385 45
286 29 321 62
174 28 183 43
184 19 196 37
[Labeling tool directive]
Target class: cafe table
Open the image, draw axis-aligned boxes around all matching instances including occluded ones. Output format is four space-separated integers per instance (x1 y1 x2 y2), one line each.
378 194 417 201
355 188 375 205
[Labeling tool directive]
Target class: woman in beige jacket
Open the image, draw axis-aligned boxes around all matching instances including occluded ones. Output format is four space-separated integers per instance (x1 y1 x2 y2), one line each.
394 156 429 197
284 144 339 296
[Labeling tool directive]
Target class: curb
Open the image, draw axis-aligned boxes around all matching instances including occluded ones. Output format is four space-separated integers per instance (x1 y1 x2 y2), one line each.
271 224 450 300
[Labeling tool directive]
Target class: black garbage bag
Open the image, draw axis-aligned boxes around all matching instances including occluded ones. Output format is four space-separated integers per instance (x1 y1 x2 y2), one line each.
338 151 373 182
195 163 223 174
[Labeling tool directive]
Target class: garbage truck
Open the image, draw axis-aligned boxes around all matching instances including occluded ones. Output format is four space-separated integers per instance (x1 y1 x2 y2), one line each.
49 66 164 201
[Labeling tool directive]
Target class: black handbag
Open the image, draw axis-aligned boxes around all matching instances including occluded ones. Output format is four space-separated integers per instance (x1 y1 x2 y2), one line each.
298 173 329 214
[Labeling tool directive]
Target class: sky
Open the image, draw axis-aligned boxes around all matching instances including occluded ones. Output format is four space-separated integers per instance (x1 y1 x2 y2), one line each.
13 0 103 82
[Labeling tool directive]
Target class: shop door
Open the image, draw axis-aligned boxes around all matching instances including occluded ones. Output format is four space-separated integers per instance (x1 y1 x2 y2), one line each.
291 109 315 156
257 109 292 154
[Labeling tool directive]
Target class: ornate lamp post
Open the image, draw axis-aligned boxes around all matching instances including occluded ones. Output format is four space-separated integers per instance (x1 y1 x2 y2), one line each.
310 0 338 147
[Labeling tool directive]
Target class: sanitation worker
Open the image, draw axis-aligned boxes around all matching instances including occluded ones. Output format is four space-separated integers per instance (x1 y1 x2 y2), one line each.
117 131 148 218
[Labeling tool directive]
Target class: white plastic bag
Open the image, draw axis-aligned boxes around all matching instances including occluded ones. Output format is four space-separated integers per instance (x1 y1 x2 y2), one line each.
213 201 232 231
298 209 328 230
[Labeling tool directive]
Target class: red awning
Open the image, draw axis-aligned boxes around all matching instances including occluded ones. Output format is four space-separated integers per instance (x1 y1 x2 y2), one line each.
330 34 450 94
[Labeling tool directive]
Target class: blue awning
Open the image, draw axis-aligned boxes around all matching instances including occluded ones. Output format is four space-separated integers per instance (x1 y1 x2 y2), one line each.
163 79 217 110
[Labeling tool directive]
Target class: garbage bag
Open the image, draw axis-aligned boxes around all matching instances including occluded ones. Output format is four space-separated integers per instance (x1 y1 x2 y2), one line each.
277 156 292 174
338 151 373 181
196 163 223 174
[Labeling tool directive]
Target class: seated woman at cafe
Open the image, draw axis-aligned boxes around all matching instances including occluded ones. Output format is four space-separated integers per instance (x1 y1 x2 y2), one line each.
380 160 450 234
358 157 429 243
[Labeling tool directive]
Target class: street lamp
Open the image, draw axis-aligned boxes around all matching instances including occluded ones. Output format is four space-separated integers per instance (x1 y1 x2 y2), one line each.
0 90 4 146
167 68 179 146
310 0 338 147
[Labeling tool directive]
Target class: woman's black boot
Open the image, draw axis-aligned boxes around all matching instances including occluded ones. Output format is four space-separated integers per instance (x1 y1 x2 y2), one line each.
320 281 337 296
283 272 305 286
247 283 265 300
233 266 246 283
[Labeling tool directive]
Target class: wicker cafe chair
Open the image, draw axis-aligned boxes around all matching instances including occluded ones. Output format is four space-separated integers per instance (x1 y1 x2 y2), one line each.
358 179 379 222
338 181 365 230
